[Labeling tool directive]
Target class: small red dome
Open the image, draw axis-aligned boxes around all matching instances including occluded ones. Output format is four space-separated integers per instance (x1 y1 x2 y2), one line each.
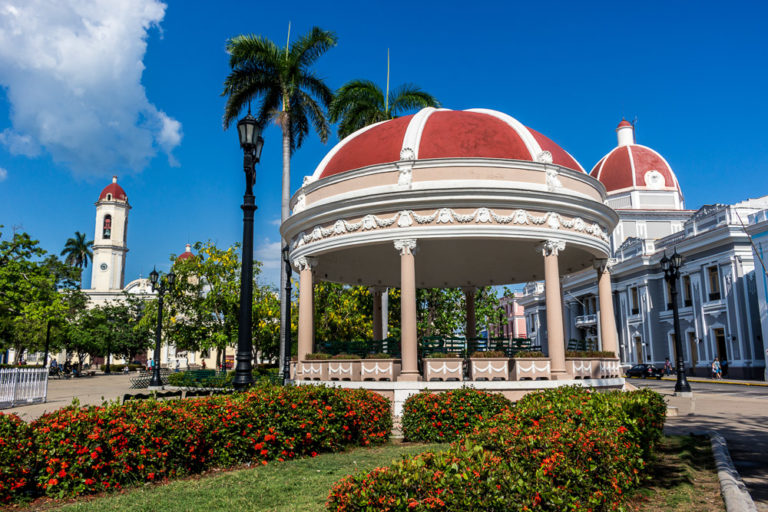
616 119 633 129
177 244 195 262
591 144 680 195
99 176 127 202
314 108 584 179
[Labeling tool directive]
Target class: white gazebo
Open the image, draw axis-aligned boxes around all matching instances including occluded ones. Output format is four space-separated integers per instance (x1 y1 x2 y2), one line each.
282 108 623 404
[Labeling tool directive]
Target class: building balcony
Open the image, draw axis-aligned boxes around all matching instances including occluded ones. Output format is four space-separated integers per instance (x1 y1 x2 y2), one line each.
575 313 597 327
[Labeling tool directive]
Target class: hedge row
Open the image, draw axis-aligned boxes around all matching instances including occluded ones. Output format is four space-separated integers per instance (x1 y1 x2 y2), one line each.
0 384 391 503
401 387 511 442
328 386 666 511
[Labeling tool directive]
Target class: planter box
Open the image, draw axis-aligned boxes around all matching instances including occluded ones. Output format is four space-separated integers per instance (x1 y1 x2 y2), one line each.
360 359 401 381
295 360 327 381
511 358 550 380
424 358 464 381
469 358 510 381
599 358 621 378
566 358 596 379
327 360 361 381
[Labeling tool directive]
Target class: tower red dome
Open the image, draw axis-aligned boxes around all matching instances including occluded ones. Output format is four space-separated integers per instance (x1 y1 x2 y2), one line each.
176 243 195 262
98 176 127 202
590 121 682 197
313 108 584 179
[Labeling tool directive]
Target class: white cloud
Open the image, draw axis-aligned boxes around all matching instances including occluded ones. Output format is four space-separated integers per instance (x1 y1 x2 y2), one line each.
270 218 282 226
0 167 7 182
0 0 181 176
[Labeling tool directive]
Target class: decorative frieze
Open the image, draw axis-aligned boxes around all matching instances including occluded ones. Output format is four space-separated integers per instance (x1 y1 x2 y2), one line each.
291 207 609 249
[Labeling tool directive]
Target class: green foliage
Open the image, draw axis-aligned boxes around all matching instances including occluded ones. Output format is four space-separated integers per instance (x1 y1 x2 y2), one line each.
68 299 151 363
0 386 390 503
0 412 34 503
566 350 617 358
401 388 511 443
305 353 332 360
423 352 461 359
328 79 440 139
328 387 667 511
60 231 93 271
470 350 506 358
513 350 546 358
313 283 373 342
417 287 499 339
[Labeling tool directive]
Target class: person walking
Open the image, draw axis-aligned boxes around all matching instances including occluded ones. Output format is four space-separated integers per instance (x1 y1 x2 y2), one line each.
664 357 673 376
712 358 722 379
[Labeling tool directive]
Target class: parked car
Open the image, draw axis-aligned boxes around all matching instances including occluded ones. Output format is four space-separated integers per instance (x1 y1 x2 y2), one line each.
625 364 663 379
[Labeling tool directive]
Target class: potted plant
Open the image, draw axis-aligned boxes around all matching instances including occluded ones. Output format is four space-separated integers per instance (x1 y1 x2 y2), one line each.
423 352 463 382
468 350 510 381
360 353 401 381
510 351 550 381
296 353 331 381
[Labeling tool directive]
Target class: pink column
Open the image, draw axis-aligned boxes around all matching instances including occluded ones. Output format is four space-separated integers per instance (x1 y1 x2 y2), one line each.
594 259 619 356
395 239 420 381
540 240 567 378
296 257 316 361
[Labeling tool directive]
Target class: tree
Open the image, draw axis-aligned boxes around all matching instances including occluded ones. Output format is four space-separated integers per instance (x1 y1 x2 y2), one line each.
222 26 337 373
416 287 499 339
60 231 93 272
329 79 440 139
313 283 373 343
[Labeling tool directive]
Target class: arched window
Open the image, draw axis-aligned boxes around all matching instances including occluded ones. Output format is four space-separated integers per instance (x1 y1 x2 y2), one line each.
106 193 112 201
103 215 112 239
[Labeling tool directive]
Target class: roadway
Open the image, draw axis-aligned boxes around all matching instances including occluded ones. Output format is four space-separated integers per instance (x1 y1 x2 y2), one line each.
631 376 768 511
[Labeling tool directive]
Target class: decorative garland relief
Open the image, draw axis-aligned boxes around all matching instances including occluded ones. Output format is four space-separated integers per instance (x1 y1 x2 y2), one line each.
292 207 609 249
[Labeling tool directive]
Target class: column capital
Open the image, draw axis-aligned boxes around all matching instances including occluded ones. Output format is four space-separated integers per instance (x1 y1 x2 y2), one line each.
369 286 387 294
394 238 417 256
593 258 618 273
293 256 317 272
461 286 477 295
538 239 565 257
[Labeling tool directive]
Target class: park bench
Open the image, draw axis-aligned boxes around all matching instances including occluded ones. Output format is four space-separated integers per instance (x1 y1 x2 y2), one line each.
129 368 171 389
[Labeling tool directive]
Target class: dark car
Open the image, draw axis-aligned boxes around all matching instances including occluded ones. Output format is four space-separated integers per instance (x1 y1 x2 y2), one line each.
625 364 663 379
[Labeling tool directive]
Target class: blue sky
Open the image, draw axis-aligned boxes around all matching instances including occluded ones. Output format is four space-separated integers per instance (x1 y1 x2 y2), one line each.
1 0 766 288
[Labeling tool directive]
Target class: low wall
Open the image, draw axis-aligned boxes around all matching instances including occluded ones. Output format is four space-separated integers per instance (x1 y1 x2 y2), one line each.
292 378 625 416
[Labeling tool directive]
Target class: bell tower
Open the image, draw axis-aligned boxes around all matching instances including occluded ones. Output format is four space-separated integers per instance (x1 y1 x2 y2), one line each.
91 176 130 291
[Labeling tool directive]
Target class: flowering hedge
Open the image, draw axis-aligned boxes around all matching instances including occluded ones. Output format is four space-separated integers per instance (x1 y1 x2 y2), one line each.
0 384 390 503
328 387 666 511
401 388 511 442
0 413 35 503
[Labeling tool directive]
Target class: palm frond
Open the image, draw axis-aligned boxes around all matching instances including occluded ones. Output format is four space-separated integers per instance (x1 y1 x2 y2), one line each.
388 84 440 117
289 27 337 68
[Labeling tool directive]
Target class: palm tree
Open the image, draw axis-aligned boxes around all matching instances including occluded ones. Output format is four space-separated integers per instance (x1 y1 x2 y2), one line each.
222 26 337 376
61 231 93 269
329 79 440 139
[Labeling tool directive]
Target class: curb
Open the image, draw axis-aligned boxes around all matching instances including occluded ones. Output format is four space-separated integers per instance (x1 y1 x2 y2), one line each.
660 376 768 387
708 431 757 512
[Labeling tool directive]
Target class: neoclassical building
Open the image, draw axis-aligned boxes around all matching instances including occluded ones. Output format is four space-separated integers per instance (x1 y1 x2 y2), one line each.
283 107 624 394
520 122 768 379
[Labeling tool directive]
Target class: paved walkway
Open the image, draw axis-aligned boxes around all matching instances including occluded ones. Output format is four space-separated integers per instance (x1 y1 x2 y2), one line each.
4 373 135 421
636 379 768 511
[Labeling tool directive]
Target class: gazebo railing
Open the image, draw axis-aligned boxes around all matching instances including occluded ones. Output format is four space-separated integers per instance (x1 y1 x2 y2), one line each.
316 338 401 358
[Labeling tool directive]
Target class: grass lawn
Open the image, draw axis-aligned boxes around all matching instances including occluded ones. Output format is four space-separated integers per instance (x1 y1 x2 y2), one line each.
629 435 725 511
42 442 447 512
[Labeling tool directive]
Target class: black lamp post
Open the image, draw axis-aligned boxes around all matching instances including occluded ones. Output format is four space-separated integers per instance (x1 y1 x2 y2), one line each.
149 267 175 388
233 112 264 390
282 245 292 384
660 250 692 394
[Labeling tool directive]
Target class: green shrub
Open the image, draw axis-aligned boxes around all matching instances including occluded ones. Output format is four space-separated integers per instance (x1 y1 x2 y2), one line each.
365 353 394 359
469 350 505 358
331 353 359 359
512 350 545 358
0 413 34 503
424 352 461 359
25 385 390 500
329 387 666 511
305 353 331 360
566 350 616 358
401 388 511 442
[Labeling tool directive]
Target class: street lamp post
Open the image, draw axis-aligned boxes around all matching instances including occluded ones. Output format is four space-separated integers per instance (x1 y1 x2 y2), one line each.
233 113 264 390
282 245 292 384
149 267 175 389
660 250 692 395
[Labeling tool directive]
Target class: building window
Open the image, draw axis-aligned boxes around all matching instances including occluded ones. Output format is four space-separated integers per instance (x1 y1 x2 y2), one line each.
665 280 673 310
682 275 692 307
707 266 721 301
103 215 112 239
530 316 535 332
630 287 639 315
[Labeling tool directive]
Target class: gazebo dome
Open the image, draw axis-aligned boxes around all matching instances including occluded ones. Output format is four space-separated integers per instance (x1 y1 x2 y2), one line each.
590 120 683 203
314 108 585 179
99 176 128 202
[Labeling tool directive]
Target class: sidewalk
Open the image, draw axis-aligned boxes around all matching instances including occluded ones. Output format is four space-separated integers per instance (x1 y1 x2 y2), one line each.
661 375 768 387
3 373 135 422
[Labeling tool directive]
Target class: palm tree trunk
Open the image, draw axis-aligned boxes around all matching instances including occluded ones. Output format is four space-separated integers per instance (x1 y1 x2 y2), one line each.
279 113 291 378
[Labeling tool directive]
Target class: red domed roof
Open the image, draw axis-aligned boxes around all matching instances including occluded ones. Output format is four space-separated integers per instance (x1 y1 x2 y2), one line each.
99 176 127 202
616 119 633 129
591 144 681 194
315 108 584 179
177 244 195 262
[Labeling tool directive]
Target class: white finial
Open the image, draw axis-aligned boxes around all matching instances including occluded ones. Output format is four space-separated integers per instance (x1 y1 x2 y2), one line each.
616 119 634 146
185 243 191 253
112 175 118 183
